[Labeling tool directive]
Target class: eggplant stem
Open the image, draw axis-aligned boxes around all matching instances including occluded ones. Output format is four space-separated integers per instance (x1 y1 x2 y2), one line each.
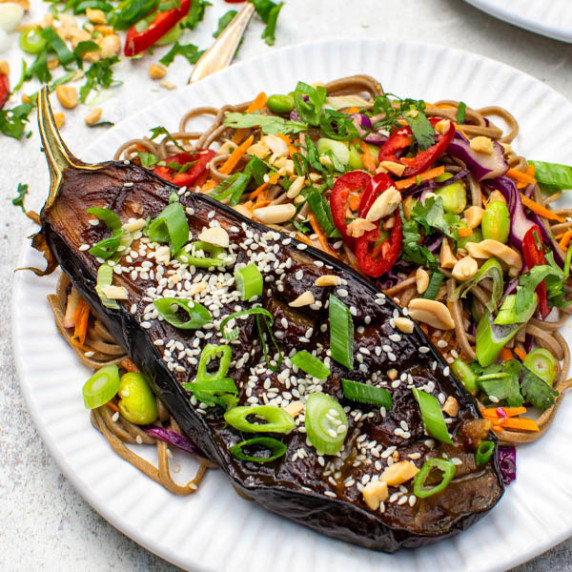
38 87 100 210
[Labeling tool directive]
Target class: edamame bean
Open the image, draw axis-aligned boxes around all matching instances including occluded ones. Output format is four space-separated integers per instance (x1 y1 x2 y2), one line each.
482 200 510 243
118 372 158 425
435 173 467 214
266 94 295 115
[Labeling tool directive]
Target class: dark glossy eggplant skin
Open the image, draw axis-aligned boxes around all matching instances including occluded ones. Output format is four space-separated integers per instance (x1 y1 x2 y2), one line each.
38 160 504 553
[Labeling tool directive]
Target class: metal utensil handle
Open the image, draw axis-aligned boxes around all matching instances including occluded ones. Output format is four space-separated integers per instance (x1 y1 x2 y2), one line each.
189 3 255 84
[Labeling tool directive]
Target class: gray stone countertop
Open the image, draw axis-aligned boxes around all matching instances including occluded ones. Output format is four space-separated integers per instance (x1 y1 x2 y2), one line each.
1 0 571 569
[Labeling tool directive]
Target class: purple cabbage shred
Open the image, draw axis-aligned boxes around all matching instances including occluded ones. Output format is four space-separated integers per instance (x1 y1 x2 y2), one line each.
145 427 206 458
497 446 517 485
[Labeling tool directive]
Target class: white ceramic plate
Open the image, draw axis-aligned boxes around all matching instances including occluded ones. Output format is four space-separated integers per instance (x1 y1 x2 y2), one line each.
465 0 572 43
13 39 572 572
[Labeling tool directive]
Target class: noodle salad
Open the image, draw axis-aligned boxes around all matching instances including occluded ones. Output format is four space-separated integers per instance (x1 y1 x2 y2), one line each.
54 74 572 492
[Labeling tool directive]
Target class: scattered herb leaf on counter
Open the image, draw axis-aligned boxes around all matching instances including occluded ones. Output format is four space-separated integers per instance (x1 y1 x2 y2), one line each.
12 182 29 212
250 0 283 46
159 41 203 67
0 103 34 139
180 0 211 30
214 10 237 38
80 57 120 103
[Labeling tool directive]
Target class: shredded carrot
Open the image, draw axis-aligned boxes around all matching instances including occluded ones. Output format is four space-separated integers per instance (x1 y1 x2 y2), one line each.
507 167 537 186
296 232 313 246
72 300 90 346
455 124 471 139
359 140 377 174
276 133 292 145
395 165 445 190
252 198 272 210
232 93 268 144
500 347 513 362
348 194 361 211
347 106 360 114
120 357 140 373
496 417 540 432
249 172 281 200
106 401 120 413
526 164 536 178
520 193 565 223
308 213 332 254
559 229 572 250
481 407 527 418
458 227 473 238
219 134 254 175
199 179 218 194
513 347 527 361
481 194 488 208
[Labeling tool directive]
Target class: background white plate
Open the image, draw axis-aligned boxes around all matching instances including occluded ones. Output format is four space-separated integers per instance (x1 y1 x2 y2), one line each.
464 0 572 43
13 39 572 572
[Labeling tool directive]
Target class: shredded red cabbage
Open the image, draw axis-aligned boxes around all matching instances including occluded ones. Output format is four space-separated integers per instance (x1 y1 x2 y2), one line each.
497 446 517 485
145 427 206 457
401 168 470 197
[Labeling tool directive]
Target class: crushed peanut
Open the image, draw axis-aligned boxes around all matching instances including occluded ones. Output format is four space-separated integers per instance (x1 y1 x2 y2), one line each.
442 396 459 417
362 480 388 510
315 275 341 287
347 217 376 238
380 160 406 177
415 267 430 294
283 401 304 418
149 63 167 80
289 291 315 307
407 299 455 330
394 316 414 334
84 107 103 126
470 136 494 155
55 85 79 109
380 460 419 486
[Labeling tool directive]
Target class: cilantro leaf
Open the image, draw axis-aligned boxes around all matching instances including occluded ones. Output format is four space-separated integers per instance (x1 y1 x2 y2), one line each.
214 9 237 38
320 108 359 141
0 103 35 140
159 41 203 67
545 248 572 309
224 112 308 135
148 125 185 151
400 209 437 269
520 366 558 410
180 0 210 30
137 151 159 168
476 360 524 407
514 264 561 315
292 81 327 126
403 105 435 151
80 57 120 103
13 183 29 212
74 40 100 61
410 196 461 242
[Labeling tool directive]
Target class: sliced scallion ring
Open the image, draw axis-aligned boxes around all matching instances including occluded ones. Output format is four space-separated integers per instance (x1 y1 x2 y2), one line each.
154 297 212 329
87 207 124 260
148 202 189 254
329 294 354 370
305 392 348 455
230 437 287 463
176 241 227 268
82 364 121 409
196 344 231 382
413 458 456 498
412 388 453 445
234 263 263 300
89 236 121 259
95 263 119 309
524 348 558 386
341 379 392 409
475 440 495 466
291 351 330 380
225 405 295 434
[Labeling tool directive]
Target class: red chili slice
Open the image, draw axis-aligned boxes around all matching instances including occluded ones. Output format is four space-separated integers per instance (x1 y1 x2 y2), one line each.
378 117 455 178
152 150 215 187
355 173 403 278
330 170 371 246
522 225 550 319
124 0 190 57
0 73 10 111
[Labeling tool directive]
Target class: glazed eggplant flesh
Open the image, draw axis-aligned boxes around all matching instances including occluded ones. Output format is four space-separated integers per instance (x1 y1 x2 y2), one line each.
39 161 504 552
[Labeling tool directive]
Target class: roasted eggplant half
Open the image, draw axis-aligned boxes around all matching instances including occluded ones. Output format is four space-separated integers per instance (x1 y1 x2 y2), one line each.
34 89 504 552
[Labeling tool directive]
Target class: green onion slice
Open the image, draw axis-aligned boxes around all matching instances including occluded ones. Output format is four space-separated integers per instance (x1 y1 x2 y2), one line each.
225 405 295 434
219 308 282 371
421 271 445 300
524 348 558 387
305 392 349 455
87 207 124 260
176 241 227 268
413 458 456 498
412 388 453 444
95 263 119 309
148 203 189 254
235 263 263 300
475 440 495 466
451 358 478 394
154 297 212 329
291 351 330 380
196 344 232 382
230 437 287 463
341 379 392 409
82 364 121 409
329 294 354 370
